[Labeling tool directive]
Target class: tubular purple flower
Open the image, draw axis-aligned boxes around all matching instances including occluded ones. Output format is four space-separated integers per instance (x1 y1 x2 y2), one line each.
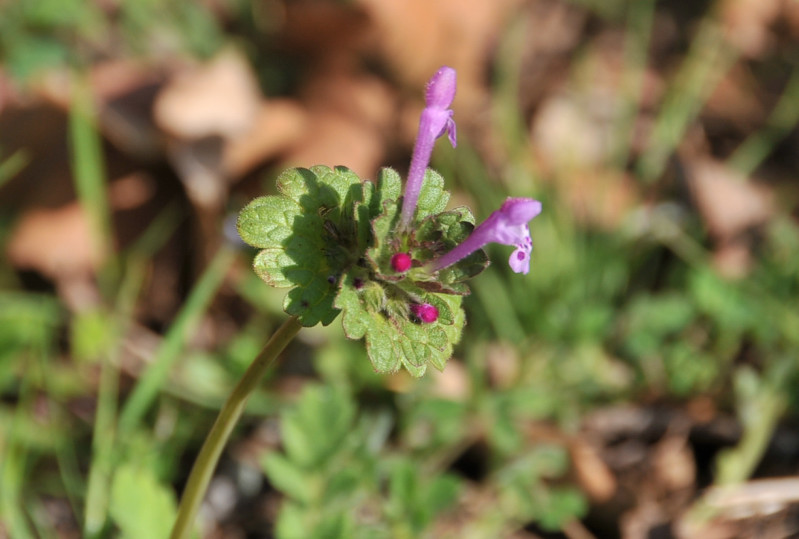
428 198 542 275
399 66 457 230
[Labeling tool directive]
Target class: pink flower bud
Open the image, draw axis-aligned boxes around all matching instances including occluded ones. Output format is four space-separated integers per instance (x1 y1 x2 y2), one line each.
390 252 413 272
410 303 439 323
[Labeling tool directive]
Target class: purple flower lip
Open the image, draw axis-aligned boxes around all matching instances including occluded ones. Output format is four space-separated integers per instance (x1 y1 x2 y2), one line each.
427 197 542 275
399 66 457 230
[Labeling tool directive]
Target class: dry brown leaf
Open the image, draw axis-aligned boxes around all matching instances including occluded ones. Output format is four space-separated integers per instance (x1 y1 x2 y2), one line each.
108 172 156 210
783 0 799 39
154 48 261 139
713 240 753 279
6 203 104 278
223 99 308 179
357 0 522 111
686 158 774 240
36 60 161 109
570 439 617 502
31 61 165 160
485 343 520 390
564 170 639 229
283 71 394 179
278 1 369 54
677 478 799 539
720 0 781 58
685 396 719 424
620 502 670 539
652 435 696 492
430 360 470 401
532 92 614 172
673 517 739 539
283 109 383 179
703 65 765 128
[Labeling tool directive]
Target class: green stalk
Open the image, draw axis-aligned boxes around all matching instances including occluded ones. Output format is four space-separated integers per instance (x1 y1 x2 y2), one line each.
68 73 115 287
83 261 146 537
118 247 236 433
613 0 655 169
727 67 799 177
170 316 303 539
0 149 29 189
636 15 738 183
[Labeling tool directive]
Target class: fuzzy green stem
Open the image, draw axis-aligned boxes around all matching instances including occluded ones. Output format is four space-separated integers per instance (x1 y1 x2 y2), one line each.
170 316 303 539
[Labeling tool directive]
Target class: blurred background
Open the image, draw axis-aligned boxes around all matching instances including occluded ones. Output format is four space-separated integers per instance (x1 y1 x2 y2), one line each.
2 0 799 537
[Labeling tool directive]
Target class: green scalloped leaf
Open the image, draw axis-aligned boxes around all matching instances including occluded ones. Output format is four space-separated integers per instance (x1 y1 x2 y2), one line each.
366 200 402 279
237 196 301 249
409 206 489 290
238 166 366 326
414 169 450 221
438 294 465 369
369 167 403 219
360 168 404 277
436 250 489 285
336 274 401 373
335 273 465 376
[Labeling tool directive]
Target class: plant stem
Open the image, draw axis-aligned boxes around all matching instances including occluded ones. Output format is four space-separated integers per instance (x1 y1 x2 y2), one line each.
170 316 303 539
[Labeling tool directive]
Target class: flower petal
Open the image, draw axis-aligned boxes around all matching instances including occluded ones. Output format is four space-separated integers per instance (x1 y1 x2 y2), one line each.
425 66 456 109
508 247 530 274
500 198 542 224
446 117 457 148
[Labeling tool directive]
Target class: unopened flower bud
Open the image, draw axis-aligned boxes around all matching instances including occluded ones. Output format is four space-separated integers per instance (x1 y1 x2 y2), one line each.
410 303 439 323
391 252 413 272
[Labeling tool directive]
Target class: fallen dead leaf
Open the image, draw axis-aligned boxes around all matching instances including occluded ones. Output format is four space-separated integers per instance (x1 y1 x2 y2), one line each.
686 158 774 240
284 70 395 179
713 240 753 279
532 91 615 172
570 439 617 502
485 342 520 390
7 203 104 279
278 1 369 55
564 169 639 229
154 48 264 257
36 59 162 109
720 0 781 58
108 172 156 210
430 359 470 401
620 501 670 539
154 48 261 140
784 0 799 39
703 64 765 129
223 99 308 179
652 434 696 493
677 478 799 539
357 0 522 111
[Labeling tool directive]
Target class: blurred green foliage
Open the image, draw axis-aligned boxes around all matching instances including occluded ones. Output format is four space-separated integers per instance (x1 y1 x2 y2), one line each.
0 0 224 80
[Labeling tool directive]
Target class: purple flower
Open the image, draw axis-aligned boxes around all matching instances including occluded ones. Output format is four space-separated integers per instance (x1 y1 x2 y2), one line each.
399 66 457 230
428 198 542 275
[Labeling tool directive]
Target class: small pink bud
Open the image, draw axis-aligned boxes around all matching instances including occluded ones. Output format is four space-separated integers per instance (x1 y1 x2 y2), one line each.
411 303 438 323
391 252 413 272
